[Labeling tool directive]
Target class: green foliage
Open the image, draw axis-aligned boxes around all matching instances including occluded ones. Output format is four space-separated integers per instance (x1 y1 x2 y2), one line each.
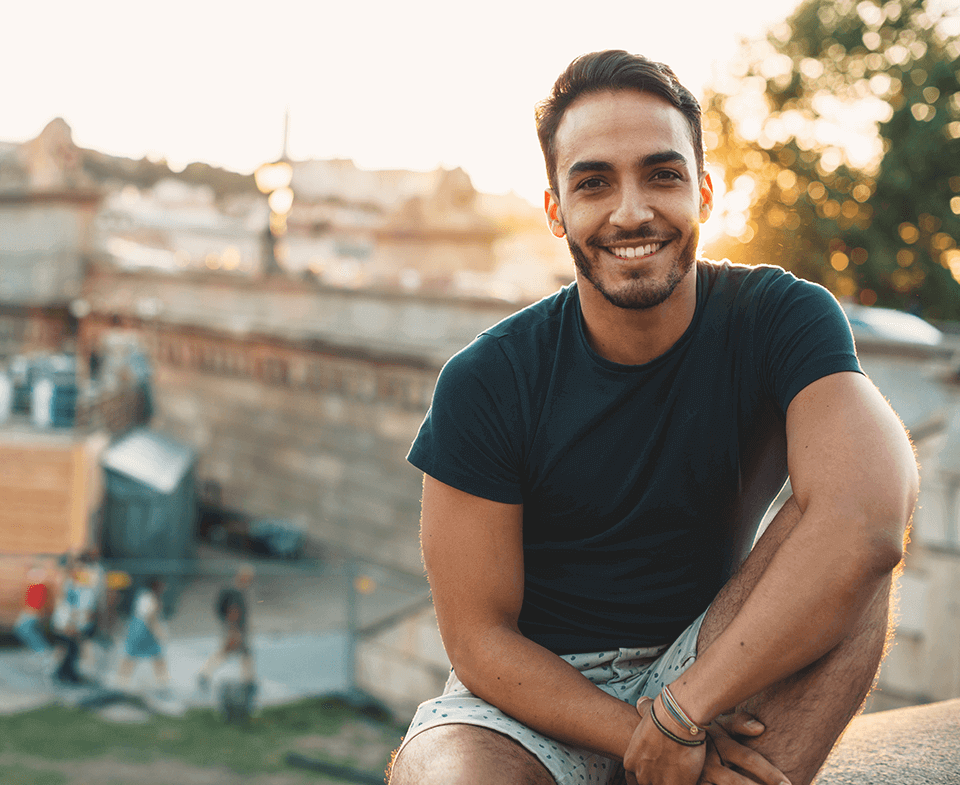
704 0 960 319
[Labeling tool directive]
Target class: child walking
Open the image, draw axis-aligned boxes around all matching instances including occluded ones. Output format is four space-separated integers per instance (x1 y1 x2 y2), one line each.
116 577 171 695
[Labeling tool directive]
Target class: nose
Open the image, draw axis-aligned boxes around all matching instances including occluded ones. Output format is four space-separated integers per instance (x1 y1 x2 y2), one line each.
609 182 654 229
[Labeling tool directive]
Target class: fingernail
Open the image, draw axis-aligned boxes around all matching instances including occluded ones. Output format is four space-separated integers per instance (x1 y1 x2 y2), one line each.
747 720 764 730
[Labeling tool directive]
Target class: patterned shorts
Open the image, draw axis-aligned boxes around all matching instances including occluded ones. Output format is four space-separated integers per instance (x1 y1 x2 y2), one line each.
397 611 705 785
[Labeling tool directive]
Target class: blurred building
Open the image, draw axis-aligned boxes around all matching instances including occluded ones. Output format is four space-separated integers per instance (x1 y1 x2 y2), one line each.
370 166 499 286
89 146 570 300
0 119 100 358
0 121 173 629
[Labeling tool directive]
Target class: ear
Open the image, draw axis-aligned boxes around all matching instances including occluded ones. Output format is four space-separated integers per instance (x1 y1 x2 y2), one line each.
698 172 714 223
544 189 566 238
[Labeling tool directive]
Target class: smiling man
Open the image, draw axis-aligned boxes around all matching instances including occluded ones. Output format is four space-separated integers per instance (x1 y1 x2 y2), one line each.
388 51 918 785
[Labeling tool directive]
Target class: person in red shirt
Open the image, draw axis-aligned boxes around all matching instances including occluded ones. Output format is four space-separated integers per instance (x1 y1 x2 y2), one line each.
14 566 56 675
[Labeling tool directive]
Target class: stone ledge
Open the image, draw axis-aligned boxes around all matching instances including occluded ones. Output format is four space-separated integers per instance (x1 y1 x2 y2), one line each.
817 699 959 784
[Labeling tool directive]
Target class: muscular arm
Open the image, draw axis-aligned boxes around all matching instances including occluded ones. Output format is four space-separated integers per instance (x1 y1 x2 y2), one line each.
668 371 918 726
420 474 640 760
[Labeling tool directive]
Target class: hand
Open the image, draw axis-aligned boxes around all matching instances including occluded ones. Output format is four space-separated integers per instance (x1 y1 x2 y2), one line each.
624 698 706 785
699 712 791 785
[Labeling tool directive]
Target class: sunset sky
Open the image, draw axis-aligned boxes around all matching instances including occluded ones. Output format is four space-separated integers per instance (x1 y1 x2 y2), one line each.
6 0 805 204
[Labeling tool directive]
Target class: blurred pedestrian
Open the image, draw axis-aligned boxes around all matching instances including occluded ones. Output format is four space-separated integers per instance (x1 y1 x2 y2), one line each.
50 555 85 684
74 549 108 672
197 564 256 698
116 577 171 694
13 563 55 676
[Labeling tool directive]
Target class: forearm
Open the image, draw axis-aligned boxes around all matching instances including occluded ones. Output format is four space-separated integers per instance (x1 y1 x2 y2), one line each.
672 506 902 726
452 623 640 761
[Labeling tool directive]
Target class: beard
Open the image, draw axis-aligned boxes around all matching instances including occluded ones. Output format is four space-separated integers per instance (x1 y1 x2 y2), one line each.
568 230 698 311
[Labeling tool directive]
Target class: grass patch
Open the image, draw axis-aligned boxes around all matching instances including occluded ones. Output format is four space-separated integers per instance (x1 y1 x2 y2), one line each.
0 696 404 779
0 763 66 785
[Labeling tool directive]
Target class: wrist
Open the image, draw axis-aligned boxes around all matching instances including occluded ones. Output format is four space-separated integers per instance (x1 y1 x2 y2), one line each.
650 693 707 747
658 686 709 736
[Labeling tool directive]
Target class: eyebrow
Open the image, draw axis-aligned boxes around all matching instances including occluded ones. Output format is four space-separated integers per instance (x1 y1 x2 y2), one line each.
566 150 690 181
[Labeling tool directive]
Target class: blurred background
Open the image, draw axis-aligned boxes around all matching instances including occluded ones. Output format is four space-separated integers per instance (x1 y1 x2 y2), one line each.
1 0 959 783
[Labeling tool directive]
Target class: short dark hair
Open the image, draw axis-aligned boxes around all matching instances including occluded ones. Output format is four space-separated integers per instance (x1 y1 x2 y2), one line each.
535 50 704 195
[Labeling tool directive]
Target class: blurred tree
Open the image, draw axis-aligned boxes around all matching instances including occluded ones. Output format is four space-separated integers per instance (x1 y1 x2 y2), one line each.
703 0 960 320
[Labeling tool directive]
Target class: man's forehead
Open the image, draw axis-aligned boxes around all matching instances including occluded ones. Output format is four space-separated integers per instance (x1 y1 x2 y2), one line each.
554 89 695 172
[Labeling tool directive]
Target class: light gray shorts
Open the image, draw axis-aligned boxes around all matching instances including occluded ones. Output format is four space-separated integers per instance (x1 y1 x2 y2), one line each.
397 610 705 785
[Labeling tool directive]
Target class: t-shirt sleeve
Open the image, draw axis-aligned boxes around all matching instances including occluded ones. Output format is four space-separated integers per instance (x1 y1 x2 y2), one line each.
407 335 525 504
754 272 863 414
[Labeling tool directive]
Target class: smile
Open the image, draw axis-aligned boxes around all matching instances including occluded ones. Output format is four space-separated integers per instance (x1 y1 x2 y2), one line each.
607 242 666 259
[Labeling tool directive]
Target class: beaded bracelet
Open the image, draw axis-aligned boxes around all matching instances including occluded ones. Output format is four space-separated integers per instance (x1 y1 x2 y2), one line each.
661 685 706 737
649 701 706 747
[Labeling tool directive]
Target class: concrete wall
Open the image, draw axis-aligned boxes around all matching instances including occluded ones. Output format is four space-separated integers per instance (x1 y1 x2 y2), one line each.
78 268 521 576
80 266 520 368
357 603 449 718
150 352 432 574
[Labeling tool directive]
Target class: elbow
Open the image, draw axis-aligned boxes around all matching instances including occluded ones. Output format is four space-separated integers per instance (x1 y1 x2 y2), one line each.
446 638 492 698
446 638 478 684
443 623 515 697
868 531 906 577
869 460 919 575
831 492 915 583
861 495 915 579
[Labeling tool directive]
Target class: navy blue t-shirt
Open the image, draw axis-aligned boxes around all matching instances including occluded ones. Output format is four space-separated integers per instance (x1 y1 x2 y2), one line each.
408 261 862 654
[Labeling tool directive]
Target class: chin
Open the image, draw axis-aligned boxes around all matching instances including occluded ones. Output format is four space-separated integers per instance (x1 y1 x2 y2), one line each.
569 237 696 311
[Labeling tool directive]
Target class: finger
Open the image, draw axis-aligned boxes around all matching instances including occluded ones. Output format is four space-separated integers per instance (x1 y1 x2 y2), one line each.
636 696 653 715
701 744 746 785
714 711 765 737
713 737 791 785
701 749 776 785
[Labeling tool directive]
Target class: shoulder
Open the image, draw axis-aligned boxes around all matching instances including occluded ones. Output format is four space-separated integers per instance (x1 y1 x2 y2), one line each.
482 285 572 343
701 259 822 297
700 259 847 321
439 286 572 383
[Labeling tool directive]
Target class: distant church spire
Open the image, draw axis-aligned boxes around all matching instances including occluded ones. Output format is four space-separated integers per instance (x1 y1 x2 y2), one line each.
281 108 290 162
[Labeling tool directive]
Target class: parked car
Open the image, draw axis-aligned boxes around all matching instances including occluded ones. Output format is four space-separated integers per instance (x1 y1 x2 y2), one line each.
842 303 943 346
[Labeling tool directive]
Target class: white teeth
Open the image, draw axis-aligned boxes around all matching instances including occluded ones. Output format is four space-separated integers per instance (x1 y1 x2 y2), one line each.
610 243 662 258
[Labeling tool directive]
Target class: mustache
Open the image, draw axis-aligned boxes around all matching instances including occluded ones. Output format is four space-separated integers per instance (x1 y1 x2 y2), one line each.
587 227 674 246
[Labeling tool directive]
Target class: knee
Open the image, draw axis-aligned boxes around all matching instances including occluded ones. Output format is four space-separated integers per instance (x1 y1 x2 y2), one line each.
388 724 555 785
389 727 472 785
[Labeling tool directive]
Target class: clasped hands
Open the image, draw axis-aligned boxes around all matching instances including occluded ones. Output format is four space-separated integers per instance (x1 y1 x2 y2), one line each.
623 695 790 785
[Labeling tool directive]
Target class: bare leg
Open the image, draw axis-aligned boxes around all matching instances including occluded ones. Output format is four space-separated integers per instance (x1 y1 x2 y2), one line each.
698 496 895 785
199 648 225 679
116 656 135 687
239 652 255 684
152 657 170 686
389 724 556 785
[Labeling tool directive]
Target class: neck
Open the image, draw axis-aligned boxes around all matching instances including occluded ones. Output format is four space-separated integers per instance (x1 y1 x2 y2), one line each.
577 267 698 366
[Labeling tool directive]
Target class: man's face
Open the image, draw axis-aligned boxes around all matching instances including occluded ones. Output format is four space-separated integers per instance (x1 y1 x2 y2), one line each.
546 89 712 311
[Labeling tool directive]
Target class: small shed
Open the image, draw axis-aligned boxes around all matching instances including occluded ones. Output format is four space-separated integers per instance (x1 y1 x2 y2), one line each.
100 428 197 612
